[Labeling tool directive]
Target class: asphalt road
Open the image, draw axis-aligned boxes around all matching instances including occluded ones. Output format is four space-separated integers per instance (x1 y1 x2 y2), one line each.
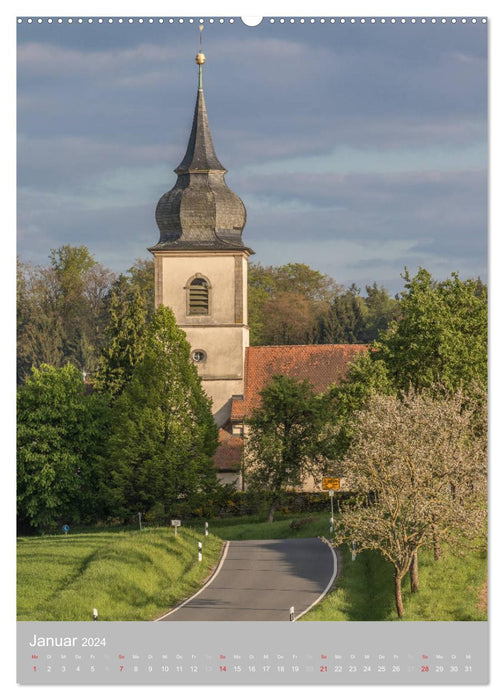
158 538 336 621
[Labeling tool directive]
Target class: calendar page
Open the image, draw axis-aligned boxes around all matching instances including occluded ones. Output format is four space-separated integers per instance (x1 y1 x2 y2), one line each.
16 10 489 687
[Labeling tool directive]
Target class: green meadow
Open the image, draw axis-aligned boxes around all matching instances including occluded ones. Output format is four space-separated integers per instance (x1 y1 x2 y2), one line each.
17 514 486 622
302 542 487 622
195 511 332 540
17 527 222 621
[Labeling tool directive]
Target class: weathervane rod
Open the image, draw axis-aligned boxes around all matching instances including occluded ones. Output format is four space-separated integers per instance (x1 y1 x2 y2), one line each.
196 24 206 89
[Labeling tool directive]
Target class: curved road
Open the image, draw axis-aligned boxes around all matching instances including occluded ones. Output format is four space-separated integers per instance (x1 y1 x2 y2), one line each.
157 538 336 622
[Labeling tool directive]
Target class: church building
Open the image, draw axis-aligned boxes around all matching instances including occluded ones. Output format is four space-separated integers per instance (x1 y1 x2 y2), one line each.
149 48 367 487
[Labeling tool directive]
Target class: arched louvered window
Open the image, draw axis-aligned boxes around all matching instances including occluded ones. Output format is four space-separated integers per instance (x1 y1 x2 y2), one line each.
188 276 210 315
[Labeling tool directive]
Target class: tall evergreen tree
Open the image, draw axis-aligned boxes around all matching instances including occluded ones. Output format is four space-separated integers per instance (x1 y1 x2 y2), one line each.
126 258 155 325
319 285 367 343
361 282 400 342
93 277 148 399
106 306 219 520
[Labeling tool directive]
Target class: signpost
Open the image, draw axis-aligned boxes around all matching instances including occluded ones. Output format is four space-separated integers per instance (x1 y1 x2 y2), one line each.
198 541 203 562
62 524 70 535
322 479 340 534
205 521 209 537
322 477 340 491
138 512 142 530
171 519 181 536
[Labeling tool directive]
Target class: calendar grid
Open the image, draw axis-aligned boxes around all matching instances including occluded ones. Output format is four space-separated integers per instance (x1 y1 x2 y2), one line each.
18 621 488 684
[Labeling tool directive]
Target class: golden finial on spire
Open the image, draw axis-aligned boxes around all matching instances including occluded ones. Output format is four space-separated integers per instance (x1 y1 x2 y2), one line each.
196 24 206 66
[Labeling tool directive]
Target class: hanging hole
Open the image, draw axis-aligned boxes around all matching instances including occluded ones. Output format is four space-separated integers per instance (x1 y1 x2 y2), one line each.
241 16 263 26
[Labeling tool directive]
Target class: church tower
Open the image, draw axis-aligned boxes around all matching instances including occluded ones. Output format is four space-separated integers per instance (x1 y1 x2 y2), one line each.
149 47 253 427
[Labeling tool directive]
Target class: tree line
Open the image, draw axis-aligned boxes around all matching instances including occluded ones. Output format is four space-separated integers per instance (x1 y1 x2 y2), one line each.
17 248 402 385
17 247 153 384
246 267 487 617
17 305 221 534
17 246 487 619
249 262 401 345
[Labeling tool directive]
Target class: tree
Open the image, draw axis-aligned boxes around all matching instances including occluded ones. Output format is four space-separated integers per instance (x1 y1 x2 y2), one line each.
17 363 110 531
49 245 100 370
17 259 65 382
361 282 400 343
106 306 219 519
93 277 148 399
245 375 332 522
260 291 317 344
318 284 367 343
126 258 155 325
374 268 487 394
333 389 487 618
248 262 339 345
17 247 114 382
326 351 394 458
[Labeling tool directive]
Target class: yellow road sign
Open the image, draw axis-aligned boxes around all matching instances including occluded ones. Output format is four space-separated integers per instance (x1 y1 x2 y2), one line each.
322 477 340 491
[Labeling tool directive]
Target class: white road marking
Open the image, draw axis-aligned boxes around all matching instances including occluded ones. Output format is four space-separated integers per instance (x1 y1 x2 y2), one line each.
154 540 230 621
293 537 338 621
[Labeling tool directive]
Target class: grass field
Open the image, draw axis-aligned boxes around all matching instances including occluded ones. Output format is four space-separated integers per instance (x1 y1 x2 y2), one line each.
17 512 486 622
17 527 222 621
302 542 487 621
189 511 333 540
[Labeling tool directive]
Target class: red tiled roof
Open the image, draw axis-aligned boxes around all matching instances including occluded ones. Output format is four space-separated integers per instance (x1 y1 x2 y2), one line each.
231 344 368 421
213 427 243 472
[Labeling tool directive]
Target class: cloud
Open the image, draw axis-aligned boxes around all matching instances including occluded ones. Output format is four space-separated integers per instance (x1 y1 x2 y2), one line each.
16 22 487 293
17 134 178 187
239 143 486 177
17 41 181 79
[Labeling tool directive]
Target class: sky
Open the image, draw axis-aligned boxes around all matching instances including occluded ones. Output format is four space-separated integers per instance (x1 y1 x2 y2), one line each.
17 16 487 295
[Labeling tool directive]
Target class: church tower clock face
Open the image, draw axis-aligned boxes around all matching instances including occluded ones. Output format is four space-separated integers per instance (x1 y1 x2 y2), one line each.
148 44 253 427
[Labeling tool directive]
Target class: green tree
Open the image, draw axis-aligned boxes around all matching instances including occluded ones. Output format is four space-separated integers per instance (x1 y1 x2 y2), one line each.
326 351 394 458
17 260 65 382
93 277 148 399
326 268 487 461
106 306 219 519
361 282 400 342
318 284 367 343
272 262 339 300
17 247 114 382
17 363 110 531
245 375 332 522
49 245 97 367
126 258 155 325
374 268 487 394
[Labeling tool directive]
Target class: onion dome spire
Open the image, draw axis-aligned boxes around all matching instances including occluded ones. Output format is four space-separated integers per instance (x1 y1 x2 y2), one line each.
150 32 251 253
